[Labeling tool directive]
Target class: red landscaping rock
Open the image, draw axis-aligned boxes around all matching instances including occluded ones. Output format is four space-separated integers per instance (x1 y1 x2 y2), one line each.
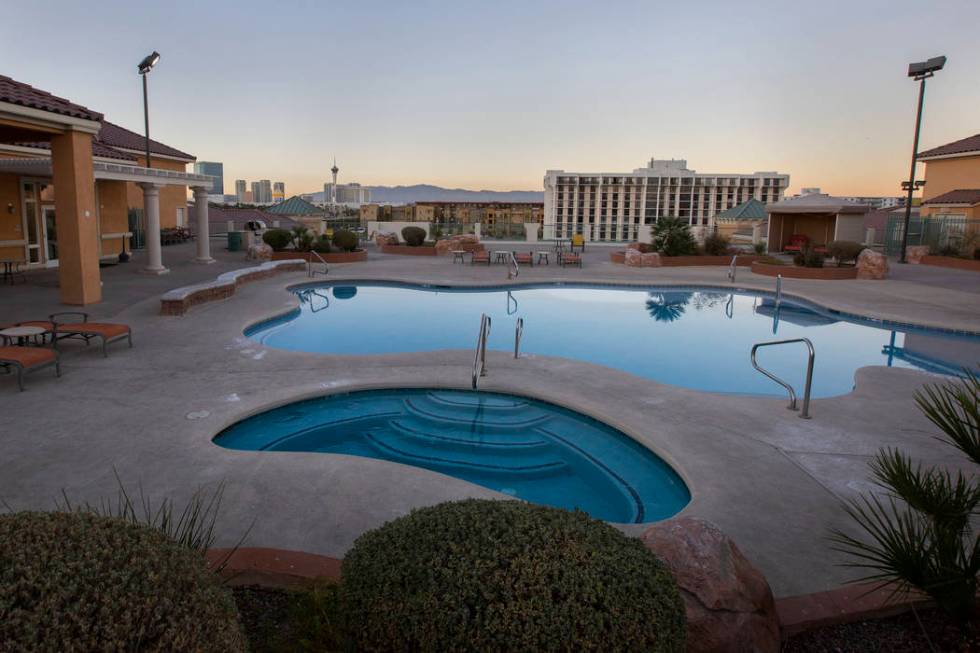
625 248 644 267
435 234 484 255
856 249 888 280
641 517 779 653
905 245 929 264
641 252 662 267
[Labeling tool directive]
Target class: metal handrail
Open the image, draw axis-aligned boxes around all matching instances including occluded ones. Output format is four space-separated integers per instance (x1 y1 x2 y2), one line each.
514 317 524 358
727 254 738 282
750 338 815 419
508 251 519 279
472 313 491 389
307 251 329 277
507 291 518 315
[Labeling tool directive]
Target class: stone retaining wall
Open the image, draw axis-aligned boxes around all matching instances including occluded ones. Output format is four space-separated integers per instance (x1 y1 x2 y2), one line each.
381 245 438 256
160 260 305 316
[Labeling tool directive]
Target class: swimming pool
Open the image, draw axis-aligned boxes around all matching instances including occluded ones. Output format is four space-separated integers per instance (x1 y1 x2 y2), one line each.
214 388 690 523
246 282 980 398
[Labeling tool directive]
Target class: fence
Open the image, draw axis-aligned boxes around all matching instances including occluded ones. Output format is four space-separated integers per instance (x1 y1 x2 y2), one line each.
884 214 979 256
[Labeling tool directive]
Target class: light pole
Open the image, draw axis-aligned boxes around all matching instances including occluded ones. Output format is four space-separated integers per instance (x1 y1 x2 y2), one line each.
137 51 161 169
899 55 945 263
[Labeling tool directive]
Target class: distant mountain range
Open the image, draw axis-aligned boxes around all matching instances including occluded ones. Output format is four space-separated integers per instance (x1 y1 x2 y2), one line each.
307 184 543 204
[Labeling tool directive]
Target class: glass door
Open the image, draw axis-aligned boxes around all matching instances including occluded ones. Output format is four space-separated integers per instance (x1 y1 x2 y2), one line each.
42 205 58 265
22 182 41 264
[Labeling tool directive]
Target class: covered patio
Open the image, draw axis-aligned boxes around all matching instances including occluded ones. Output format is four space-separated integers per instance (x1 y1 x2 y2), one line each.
765 194 869 253
0 75 215 305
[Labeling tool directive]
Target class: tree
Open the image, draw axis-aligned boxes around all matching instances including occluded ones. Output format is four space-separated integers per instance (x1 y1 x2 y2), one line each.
651 217 698 256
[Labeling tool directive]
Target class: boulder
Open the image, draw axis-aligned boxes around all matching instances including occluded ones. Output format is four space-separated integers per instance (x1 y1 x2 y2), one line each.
856 248 888 280
641 252 662 267
435 234 485 255
641 517 779 653
627 241 644 251
246 242 272 261
374 232 399 247
905 245 930 264
624 248 644 267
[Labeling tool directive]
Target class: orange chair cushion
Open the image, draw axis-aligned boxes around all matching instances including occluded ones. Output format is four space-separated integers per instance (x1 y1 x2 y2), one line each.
0 346 57 368
17 321 54 330
57 322 130 338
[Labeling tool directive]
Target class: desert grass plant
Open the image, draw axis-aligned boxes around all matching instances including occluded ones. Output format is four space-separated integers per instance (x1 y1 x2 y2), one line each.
701 231 731 256
651 216 698 257
58 469 251 574
830 370 979 632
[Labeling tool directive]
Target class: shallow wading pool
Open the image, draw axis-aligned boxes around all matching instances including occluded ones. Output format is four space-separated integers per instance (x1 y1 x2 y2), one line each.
214 389 690 523
245 282 980 398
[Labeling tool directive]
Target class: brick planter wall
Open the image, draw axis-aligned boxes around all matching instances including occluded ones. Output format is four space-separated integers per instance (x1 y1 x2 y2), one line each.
751 262 858 280
919 255 980 272
160 260 305 316
381 244 438 256
609 252 760 266
270 250 367 263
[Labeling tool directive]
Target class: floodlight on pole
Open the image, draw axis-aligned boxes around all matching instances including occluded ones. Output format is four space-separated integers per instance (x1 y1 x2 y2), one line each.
137 51 160 170
899 56 945 264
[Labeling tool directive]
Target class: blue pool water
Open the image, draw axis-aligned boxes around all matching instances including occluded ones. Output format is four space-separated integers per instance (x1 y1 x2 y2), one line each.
214 389 690 523
246 283 980 398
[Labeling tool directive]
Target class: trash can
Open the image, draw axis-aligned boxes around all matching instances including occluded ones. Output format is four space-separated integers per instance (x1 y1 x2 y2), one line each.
227 231 244 252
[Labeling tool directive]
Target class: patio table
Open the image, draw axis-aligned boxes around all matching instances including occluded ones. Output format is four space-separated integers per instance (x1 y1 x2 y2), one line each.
451 250 466 264
535 251 550 265
0 325 48 347
1 259 26 284
493 250 510 264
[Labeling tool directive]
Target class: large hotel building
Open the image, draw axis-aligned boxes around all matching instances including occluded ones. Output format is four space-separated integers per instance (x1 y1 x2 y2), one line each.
544 158 789 241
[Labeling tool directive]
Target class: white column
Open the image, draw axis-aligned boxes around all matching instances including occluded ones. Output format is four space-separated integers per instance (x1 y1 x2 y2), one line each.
865 227 876 247
752 223 763 245
193 187 215 263
138 183 168 275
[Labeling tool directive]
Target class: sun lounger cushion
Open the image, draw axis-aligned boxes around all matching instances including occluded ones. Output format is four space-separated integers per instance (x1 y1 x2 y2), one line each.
0 346 57 368
56 323 130 338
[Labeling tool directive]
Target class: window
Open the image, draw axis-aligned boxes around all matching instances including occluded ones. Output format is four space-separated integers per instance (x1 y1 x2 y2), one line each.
176 207 186 227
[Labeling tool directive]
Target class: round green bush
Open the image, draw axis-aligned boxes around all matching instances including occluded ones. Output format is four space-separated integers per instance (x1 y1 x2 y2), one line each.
262 228 293 251
312 234 332 254
340 500 686 652
0 511 246 652
332 229 359 252
701 231 731 256
826 240 864 266
400 225 427 247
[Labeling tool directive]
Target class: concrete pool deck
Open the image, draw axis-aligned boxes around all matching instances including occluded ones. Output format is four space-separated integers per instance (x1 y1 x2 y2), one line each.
1 241 978 598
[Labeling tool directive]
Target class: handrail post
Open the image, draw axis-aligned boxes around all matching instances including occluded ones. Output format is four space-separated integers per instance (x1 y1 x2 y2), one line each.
508 251 519 279
750 337 815 419
775 274 782 308
472 313 491 389
727 254 738 282
514 317 523 358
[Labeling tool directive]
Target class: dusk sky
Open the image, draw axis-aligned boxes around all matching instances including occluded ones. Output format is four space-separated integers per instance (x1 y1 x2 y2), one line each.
4 0 978 196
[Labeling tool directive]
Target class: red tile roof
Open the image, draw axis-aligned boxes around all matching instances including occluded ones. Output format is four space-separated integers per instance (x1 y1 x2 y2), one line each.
0 74 103 122
922 189 980 205
918 134 980 160
97 121 194 161
12 140 138 162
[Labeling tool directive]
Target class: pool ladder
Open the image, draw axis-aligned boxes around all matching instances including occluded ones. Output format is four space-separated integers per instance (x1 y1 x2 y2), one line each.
306 250 329 277
750 337 815 419
472 313 491 389
508 251 519 279
514 317 524 359
727 254 738 282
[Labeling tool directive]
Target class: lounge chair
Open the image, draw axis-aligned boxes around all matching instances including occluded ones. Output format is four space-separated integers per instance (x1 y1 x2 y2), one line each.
571 234 586 253
561 253 583 268
513 251 533 267
0 346 60 391
23 312 133 358
471 251 491 266
783 234 809 253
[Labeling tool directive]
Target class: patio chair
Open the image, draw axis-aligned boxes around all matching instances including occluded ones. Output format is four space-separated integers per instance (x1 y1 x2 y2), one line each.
783 234 809 253
471 251 491 265
571 234 585 253
561 253 583 268
25 312 133 358
0 346 60 391
513 251 533 267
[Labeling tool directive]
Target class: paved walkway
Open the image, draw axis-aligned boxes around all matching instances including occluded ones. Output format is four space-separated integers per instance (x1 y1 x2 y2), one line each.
1 242 978 598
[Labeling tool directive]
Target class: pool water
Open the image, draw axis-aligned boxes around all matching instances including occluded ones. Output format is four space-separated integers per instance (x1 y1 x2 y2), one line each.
246 283 980 398
214 389 690 523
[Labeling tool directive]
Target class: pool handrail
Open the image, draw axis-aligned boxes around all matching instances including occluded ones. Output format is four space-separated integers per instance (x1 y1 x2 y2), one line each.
508 251 519 279
514 317 524 359
472 313 491 389
775 274 783 307
750 337 815 419
727 254 738 282
307 251 329 278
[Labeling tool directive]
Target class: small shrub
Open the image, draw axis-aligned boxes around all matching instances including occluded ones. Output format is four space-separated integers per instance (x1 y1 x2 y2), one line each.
702 231 731 256
331 230 359 252
0 511 246 651
753 242 767 255
757 255 786 265
312 235 332 254
793 248 825 268
826 240 864 266
290 226 314 252
262 229 292 251
651 217 698 257
341 499 686 652
401 225 427 246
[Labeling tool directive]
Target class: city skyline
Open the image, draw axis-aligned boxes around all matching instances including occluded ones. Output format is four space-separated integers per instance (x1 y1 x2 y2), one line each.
4 0 978 196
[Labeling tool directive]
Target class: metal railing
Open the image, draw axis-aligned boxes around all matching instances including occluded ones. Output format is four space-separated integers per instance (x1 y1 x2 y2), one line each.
775 274 783 307
472 313 491 390
750 338 815 419
514 317 524 358
307 251 329 277
508 251 519 279
727 254 738 282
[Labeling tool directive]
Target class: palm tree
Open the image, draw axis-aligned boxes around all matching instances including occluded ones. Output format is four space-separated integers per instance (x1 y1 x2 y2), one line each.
645 292 692 323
